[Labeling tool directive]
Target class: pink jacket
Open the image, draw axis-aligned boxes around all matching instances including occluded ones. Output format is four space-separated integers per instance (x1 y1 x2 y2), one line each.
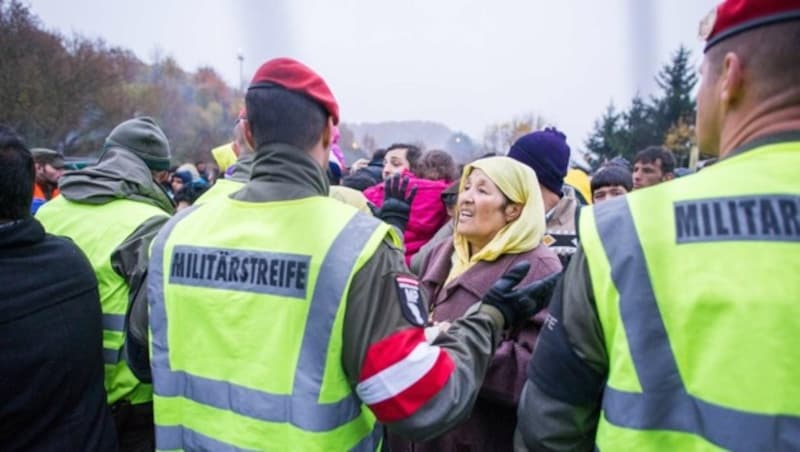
364 171 449 265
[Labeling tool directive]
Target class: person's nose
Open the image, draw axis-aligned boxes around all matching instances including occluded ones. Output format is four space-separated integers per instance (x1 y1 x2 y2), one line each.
458 189 473 206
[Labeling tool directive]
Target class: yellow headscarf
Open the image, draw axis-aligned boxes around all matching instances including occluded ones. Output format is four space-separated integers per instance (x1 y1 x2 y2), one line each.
447 156 546 283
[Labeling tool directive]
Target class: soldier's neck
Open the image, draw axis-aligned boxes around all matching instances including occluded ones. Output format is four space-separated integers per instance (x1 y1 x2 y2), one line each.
720 104 800 157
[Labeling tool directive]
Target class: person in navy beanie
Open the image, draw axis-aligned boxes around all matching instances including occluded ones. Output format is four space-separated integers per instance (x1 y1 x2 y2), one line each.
507 128 580 266
508 128 570 197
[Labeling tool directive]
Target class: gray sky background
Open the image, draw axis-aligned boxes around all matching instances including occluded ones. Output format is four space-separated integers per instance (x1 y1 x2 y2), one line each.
27 0 717 150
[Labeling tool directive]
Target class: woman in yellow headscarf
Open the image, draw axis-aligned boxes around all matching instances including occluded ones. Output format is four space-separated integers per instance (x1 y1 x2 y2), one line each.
397 156 563 452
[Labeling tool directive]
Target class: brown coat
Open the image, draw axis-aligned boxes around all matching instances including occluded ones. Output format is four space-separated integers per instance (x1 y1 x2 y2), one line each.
391 239 562 452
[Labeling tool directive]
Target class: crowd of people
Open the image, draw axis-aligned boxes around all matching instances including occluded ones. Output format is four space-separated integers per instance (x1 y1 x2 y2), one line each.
1 0 799 450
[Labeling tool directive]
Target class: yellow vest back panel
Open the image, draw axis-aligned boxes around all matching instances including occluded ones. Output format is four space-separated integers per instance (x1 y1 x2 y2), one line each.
150 195 394 451
580 140 800 451
37 197 166 404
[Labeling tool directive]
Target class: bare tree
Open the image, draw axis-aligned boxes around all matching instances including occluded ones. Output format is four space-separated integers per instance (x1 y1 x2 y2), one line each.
482 113 549 154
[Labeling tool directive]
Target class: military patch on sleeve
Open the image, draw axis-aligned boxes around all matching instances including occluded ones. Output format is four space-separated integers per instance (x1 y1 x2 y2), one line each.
394 275 428 327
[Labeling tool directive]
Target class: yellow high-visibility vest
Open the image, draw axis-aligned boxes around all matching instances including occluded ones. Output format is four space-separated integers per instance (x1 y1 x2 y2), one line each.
579 138 800 451
149 194 400 451
37 197 166 405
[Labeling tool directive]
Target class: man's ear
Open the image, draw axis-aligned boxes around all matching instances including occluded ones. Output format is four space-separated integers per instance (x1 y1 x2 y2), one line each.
321 116 335 149
243 120 256 150
720 52 744 108
505 203 523 223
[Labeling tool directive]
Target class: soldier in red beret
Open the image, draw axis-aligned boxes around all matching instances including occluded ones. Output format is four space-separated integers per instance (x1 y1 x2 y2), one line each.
517 1 800 450
142 57 558 450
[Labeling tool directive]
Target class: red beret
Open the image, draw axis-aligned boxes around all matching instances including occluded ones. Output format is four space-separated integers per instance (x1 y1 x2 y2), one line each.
702 0 800 51
249 57 339 125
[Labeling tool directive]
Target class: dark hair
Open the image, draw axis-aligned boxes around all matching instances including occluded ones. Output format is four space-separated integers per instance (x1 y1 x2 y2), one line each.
440 181 459 209
327 162 342 185
441 192 458 209
607 156 632 172
341 173 380 192
370 148 387 164
0 125 34 220
591 165 633 193
633 146 676 174
245 86 327 151
706 21 800 101
386 143 423 174
418 149 457 181
173 181 209 206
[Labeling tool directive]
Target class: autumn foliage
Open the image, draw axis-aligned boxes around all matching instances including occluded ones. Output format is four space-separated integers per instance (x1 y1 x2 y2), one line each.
0 0 241 164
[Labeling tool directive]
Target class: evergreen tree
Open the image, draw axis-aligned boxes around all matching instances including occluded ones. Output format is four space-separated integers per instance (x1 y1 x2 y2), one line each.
652 45 698 139
585 103 625 161
585 45 698 167
621 94 660 160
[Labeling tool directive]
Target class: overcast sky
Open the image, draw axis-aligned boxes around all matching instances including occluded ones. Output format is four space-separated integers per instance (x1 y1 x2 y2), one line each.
27 0 717 150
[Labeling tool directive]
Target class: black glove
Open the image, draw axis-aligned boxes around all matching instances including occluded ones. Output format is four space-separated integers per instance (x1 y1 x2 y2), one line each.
369 175 417 232
481 262 562 329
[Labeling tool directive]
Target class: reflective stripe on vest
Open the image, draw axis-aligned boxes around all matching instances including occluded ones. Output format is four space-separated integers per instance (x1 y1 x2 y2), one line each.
595 197 800 450
156 425 254 451
149 205 384 449
101 313 125 364
155 423 383 452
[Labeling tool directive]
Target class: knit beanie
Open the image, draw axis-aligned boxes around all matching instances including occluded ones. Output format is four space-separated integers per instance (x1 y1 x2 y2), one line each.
104 117 171 171
507 127 570 196
591 165 633 192
30 148 65 168
173 170 193 185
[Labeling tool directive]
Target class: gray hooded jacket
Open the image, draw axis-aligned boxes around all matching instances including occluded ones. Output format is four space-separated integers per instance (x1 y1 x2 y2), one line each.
57 147 174 380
